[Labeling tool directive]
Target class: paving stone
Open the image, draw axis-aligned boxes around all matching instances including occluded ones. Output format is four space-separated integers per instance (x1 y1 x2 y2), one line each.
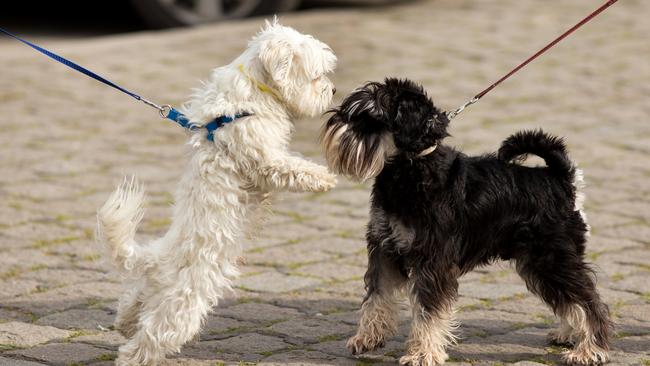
611 274 650 293
235 271 321 293
0 248 70 274
245 244 333 268
4 281 122 315
605 351 650 366
303 214 367 233
0 358 48 366
299 236 364 255
451 340 549 363
271 292 359 315
489 295 549 315
458 310 551 337
0 278 40 299
261 350 356 365
201 315 257 338
317 278 366 297
269 318 355 343
0 308 33 323
613 334 650 353
311 339 352 357
598 287 642 305
73 330 127 347
293 261 365 281
213 302 301 324
204 333 290 354
159 359 216 366
35 308 114 330
322 310 359 326
20 268 109 286
6 342 107 365
459 282 529 300
0 321 72 348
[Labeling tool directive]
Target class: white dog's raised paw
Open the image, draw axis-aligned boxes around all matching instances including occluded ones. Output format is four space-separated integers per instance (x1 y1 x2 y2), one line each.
302 168 337 192
315 172 337 192
399 349 448 366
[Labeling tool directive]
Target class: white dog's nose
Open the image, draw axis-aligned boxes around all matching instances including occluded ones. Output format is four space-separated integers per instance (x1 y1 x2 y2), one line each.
332 87 337 95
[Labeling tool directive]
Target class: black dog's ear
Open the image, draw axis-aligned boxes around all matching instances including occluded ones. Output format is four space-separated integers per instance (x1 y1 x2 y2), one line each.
339 82 391 121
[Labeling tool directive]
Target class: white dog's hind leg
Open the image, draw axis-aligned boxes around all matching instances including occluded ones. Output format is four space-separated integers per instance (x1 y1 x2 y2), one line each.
97 176 147 274
114 283 144 338
258 154 337 192
116 290 208 366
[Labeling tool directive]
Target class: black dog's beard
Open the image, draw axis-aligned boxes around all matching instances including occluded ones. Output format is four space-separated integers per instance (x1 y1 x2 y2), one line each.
321 121 393 181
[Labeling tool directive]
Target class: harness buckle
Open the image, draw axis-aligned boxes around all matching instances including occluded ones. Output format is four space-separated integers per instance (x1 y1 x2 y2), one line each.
159 105 172 119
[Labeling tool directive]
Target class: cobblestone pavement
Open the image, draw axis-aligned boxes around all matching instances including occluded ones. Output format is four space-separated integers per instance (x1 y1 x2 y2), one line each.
1 1 649 365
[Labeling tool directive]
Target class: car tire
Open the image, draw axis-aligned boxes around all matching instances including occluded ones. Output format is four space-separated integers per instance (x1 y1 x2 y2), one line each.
131 0 301 28
251 0 301 15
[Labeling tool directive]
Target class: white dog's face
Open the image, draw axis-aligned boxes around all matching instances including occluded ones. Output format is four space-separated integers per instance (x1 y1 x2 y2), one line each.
252 21 337 117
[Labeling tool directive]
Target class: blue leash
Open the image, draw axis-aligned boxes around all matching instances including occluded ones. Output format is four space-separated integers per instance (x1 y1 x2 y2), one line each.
0 27 249 141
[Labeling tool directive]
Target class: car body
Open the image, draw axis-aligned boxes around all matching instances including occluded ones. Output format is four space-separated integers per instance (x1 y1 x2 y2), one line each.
131 0 397 28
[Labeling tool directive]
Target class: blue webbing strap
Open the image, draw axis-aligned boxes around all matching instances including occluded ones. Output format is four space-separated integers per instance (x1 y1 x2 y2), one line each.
0 27 144 102
205 112 251 141
0 27 251 138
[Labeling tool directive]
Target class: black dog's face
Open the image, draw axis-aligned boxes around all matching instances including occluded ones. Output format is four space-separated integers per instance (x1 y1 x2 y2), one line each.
321 78 449 181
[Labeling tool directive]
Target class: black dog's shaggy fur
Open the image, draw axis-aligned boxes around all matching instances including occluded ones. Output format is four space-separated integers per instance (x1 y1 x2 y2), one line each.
321 78 613 366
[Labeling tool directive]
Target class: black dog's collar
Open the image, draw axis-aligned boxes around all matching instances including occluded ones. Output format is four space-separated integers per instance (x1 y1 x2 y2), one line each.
417 144 438 157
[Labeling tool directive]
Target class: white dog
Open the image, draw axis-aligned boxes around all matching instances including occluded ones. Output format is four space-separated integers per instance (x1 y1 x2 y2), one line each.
97 21 337 366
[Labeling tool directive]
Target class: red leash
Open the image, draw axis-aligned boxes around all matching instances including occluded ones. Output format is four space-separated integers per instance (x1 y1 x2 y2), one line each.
447 0 619 120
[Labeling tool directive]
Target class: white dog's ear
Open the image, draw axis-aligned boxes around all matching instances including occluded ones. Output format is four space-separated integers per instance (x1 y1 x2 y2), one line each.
259 38 294 87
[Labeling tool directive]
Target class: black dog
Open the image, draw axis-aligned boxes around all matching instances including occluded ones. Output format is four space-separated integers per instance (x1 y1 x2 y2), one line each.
321 78 612 366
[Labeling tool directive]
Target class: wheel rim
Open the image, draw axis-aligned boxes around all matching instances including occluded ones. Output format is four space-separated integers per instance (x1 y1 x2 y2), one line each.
157 0 264 24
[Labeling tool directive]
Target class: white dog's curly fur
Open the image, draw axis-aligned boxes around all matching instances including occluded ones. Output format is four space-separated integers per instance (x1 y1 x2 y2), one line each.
97 21 337 366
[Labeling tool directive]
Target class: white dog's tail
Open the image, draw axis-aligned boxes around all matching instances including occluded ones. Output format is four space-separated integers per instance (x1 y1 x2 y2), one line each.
97 176 147 274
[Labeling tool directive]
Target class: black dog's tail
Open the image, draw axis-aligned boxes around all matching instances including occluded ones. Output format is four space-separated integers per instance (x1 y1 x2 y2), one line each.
498 129 574 177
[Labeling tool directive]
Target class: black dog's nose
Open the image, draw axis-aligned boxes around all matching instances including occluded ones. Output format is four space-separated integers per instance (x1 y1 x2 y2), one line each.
332 87 337 95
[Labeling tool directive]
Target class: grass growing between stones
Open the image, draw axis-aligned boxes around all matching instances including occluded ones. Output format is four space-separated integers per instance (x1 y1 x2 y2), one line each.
458 298 493 312
355 358 379 366
317 334 344 342
533 313 554 326
526 356 554 365
0 268 21 280
31 235 83 249
610 300 627 318
0 344 21 351
641 292 650 303
96 353 117 361
275 210 314 224
510 322 529 330
546 344 568 355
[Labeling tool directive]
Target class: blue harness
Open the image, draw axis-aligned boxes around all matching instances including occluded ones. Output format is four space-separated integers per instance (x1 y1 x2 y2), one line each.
166 108 250 141
0 27 251 140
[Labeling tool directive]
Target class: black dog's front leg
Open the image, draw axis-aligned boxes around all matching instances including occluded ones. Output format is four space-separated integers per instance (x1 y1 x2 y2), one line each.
400 260 460 366
347 219 407 355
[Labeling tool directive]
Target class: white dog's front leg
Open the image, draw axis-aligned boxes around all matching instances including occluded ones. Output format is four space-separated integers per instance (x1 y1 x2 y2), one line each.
258 154 337 192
